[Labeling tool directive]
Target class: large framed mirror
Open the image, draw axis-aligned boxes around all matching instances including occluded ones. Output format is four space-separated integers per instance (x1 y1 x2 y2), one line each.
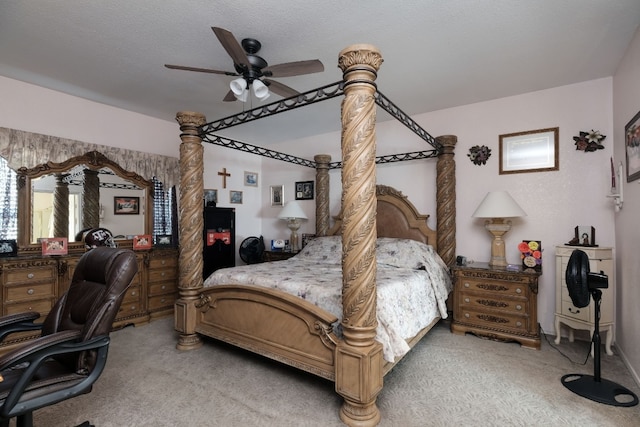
16 151 153 248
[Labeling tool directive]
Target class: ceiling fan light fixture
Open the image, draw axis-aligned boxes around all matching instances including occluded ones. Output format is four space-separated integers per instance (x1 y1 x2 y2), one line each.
252 79 270 100
230 78 247 96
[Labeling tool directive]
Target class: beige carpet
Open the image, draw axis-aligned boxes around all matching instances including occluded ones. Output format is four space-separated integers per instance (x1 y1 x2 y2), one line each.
30 317 640 427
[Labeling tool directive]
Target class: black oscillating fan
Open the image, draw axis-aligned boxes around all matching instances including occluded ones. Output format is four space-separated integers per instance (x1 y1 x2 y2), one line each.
561 249 638 407
239 236 265 264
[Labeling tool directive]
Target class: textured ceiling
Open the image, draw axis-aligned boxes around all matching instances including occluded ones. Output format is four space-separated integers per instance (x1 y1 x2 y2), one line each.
1 1 639 146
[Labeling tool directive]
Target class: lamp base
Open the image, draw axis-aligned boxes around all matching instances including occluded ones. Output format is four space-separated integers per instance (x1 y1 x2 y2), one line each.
485 218 511 268
287 219 302 252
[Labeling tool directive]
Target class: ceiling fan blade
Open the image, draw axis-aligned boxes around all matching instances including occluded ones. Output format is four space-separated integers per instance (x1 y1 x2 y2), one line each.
263 60 324 77
212 27 250 69
164 64 237 76
264 79 300 98
223 90 237 102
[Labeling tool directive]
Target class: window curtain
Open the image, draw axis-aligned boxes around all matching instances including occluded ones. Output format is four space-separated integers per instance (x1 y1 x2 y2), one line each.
0 156 18 240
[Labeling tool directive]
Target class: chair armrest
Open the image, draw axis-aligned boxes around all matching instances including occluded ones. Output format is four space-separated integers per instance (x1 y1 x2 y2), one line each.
0 329 81 373
0 311 42 343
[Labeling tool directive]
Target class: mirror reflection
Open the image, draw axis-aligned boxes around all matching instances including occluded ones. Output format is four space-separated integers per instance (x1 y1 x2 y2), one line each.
30 166 146 243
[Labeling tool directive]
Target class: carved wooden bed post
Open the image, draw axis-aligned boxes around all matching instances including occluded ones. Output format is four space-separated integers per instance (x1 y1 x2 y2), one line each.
435 135 457 267
174 111 207 351
337 44 384 427
314 154 331 236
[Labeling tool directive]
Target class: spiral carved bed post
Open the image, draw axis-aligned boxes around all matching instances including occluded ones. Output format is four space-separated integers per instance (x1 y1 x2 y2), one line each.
175 111 207 351
82 169 100 230
53 174 69 238
314 154 331 236
337 44 384 427
435 135 457 267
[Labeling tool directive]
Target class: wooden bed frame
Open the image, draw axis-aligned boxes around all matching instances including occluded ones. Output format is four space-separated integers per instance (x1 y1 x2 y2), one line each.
173 44 457 427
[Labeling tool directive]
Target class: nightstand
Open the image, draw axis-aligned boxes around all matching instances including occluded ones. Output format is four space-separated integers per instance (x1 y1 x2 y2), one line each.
451 263 541 349
262 250 299 262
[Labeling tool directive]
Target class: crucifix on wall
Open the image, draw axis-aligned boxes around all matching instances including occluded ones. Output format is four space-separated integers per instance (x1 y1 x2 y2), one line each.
218 168 231 189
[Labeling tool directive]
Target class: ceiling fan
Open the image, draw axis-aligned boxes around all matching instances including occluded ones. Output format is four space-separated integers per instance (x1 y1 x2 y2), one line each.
165 27 324 102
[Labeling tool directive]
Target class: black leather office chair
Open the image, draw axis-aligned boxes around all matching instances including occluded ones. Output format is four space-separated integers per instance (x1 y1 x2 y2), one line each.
0 247 138 427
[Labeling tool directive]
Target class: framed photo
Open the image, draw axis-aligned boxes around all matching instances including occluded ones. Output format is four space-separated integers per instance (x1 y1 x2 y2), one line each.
114 196 140 215
204 189 218 207
499 127 559 174
133 234 152 250
295 181 314 200
155 234 173 247
625 109 640 182
0 239 18 257
518 240 542 272
230 190 243 204
41 237 68 256
270 185 284 207
244 171 258 187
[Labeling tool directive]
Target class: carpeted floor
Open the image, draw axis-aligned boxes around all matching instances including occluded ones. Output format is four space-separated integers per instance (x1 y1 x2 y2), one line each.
30 317 640 427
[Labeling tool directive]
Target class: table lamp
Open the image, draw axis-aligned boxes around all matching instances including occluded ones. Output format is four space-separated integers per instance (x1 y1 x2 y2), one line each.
278 201 308 251
472 190 527 267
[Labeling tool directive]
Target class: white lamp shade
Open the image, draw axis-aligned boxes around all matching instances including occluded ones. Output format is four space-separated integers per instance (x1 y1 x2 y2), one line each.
252 79 270 100
278 201 308 220
472 190 527 218
230 78 247 96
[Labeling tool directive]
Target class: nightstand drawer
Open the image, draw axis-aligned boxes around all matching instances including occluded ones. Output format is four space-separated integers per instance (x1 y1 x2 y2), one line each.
559 300 590 322
458 293 529 315
459 278 530 299
458 307 531 334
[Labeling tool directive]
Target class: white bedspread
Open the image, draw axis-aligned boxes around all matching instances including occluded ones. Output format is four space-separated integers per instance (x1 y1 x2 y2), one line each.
204 236 452 363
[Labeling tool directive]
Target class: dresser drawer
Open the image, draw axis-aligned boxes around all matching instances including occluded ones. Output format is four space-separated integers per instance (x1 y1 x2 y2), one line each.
458 278 530 299
117 302 142 317
148 281 177 296
4 298 53 317
148 268 177 283
122 285 142 304
4 268 56 285
148 293 177 311
149 257 178 269
5 282 55 303
458 307 531 334
458 292 529 315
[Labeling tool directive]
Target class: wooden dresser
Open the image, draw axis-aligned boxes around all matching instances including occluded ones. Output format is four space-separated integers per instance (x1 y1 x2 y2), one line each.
451 262 541 349
0 246 178 353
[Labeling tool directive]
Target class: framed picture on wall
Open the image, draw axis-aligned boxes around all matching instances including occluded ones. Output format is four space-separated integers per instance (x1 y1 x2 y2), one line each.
114 196 139 215
230 190 243 204
625 109 640 182
499 127 559 174
204 189 218 207
270 185 284 207
295 181 314 200
244 171 258 187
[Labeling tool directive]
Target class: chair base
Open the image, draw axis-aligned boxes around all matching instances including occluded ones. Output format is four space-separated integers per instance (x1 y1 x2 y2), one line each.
561 373 639 407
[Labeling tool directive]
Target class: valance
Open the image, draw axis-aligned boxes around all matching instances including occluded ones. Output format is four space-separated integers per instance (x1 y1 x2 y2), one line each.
0 127 179 187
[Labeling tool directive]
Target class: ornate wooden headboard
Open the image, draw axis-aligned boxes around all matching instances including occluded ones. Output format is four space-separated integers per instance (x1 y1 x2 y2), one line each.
328 185 437 249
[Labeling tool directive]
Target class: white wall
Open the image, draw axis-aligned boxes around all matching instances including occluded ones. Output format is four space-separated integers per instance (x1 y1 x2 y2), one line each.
613 25 640 384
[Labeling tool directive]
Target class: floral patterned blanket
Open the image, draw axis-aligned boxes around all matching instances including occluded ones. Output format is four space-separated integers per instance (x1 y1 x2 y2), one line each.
204 236 452 363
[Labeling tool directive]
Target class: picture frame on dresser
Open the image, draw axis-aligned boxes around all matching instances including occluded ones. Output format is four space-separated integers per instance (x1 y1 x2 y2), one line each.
41 237 68 256
0 239 17 257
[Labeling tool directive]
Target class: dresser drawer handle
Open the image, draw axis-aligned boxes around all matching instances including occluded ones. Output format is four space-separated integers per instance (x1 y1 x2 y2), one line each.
27 273 34 279
131 291 137 296
27 288 35 295
161 285 166 290
464 313 470 318
161 260 166 265
464 282 470 288
160 298 166 303
464 297 470 303
160 272 166 277
516 304 522 310
516 321 522 327
515 288 522 294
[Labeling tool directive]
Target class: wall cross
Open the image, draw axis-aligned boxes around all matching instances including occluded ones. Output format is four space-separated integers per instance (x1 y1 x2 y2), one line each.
218 167 231 189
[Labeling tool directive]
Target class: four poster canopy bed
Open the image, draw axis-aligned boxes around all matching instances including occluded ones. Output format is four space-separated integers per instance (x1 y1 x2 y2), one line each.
174 44 457 426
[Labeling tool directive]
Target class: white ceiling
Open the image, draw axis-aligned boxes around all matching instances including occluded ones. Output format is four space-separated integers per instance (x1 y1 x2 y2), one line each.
1 1 639 146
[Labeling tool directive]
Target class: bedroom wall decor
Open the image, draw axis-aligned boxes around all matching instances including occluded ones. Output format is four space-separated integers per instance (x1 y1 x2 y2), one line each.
229 190 243 204
204 189 217 207
244 171 258 186
270 185 284 206
467 145 491 165
295 180 314 200
625 109 640 182
499 127 559 174
573 130 606 152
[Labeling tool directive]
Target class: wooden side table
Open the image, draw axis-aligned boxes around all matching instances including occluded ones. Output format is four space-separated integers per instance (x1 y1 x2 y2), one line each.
451 263 541 349
262 250 299 262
